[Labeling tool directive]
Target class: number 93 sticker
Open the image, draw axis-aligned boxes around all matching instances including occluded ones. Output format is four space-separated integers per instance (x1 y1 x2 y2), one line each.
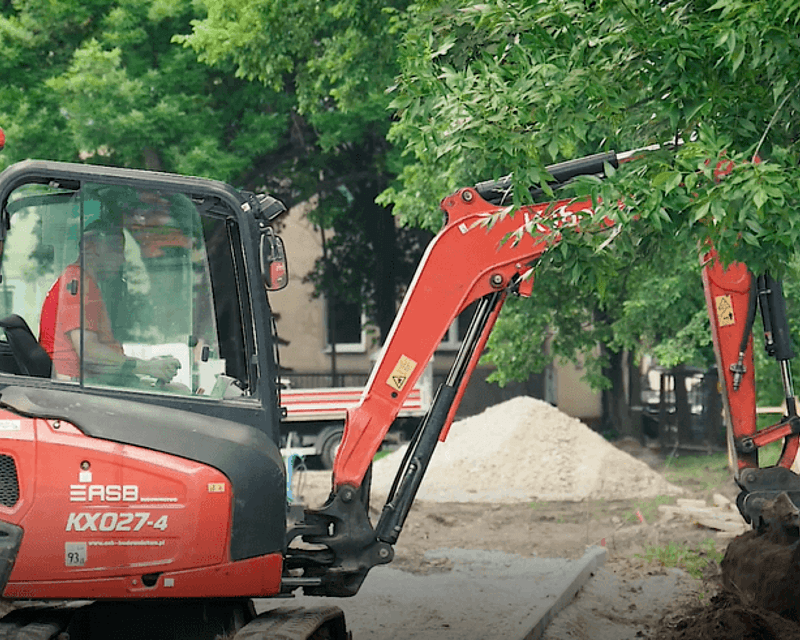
65 542 87 567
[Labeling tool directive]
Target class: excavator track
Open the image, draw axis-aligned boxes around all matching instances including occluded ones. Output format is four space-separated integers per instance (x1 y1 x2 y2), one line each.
0 601 348 640
234 606 348 640
0 603 76 640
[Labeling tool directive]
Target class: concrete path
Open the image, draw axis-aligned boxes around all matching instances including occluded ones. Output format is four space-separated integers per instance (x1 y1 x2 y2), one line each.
255 546 607 639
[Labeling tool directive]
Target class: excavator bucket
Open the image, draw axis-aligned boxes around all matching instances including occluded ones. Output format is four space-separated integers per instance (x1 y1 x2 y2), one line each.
737 466 800 535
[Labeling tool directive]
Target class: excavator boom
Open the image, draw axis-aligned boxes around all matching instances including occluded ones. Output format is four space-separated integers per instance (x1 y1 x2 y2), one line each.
333 151 622 491
333 190 592 489
288 152 621 596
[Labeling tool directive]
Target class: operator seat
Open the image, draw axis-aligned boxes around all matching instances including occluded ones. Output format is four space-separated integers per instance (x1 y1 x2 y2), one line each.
0 315 52 378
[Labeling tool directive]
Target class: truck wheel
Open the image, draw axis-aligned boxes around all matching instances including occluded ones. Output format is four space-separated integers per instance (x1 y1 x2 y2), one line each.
319 429 343 470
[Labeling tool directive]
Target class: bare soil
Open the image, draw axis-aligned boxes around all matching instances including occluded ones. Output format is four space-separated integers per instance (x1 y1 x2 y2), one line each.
654 591 800 640
294 437 800 639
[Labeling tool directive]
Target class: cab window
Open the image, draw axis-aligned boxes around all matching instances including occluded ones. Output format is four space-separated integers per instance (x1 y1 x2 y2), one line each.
0 181 249 399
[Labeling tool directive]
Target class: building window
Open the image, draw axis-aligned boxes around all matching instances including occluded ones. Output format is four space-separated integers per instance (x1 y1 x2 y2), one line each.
437 300 479 351
326 298 365 352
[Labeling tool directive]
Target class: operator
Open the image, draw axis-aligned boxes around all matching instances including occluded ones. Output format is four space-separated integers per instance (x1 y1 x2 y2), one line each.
39 218 181 386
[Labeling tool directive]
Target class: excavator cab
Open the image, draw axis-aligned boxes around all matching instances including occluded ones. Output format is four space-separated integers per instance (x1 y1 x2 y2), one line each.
0 161 294 610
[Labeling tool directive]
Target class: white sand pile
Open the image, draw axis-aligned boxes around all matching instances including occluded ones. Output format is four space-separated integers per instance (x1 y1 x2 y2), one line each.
370 396 683 503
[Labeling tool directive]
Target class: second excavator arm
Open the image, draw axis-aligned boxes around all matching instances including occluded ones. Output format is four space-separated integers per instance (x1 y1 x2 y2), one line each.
285 148 800 598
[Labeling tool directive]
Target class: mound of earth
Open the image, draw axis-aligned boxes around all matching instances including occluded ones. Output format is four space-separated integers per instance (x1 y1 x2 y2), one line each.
722 523 800 621
655 591 800 640
657 498 800 640
370 396 683 502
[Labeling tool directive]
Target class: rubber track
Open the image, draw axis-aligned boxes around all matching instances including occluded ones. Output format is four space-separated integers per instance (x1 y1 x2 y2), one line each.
0 605 74 640
234 606 348 640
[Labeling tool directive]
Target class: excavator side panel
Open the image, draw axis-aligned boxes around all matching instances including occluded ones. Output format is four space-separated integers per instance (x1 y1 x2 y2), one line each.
0 407 283 599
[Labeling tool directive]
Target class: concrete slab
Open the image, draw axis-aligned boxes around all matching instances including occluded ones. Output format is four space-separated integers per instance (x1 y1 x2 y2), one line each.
255 546 607 640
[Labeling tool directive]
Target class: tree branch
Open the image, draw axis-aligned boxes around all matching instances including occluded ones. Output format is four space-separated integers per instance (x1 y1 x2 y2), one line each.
753 79 800 161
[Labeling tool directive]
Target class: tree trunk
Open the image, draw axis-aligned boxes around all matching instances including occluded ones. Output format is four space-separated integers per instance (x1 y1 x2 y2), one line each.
673 365 695 444
627 351 644 444
320 227 338 385
703 366 725 448
361 188 397 343
142 147 163 172
602 348 638 438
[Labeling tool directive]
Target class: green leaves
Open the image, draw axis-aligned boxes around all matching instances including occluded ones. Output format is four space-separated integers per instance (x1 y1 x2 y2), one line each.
179 0 403 119
652 171 682 195
6 0 800 396
386 0 800 391
0 0 286 179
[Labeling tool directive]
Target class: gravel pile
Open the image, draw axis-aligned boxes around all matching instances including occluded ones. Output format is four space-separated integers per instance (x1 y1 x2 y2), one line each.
370 396 683 503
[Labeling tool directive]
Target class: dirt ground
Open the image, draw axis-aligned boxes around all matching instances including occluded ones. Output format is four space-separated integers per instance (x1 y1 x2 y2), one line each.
294 439 800 639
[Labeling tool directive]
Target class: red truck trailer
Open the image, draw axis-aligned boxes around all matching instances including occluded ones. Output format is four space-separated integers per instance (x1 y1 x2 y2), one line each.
279 364 433 468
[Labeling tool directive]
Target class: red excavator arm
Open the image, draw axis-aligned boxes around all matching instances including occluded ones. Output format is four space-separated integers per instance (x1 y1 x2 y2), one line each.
334 153 619 492
333 191 588 488
702 253 800 526
290 152 619 596
292 149 800 596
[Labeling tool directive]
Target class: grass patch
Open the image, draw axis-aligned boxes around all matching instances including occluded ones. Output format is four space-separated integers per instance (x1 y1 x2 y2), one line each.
756 439 783 467
636 538 724 579
659 442 781 493
660 437 784 483
662 450 729 474
661 450 731 492
624 495 675 525
657 412 788 486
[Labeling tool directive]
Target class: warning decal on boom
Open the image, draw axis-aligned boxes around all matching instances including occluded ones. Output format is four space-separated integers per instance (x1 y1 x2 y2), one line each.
387 355 417 392
715 295 735 327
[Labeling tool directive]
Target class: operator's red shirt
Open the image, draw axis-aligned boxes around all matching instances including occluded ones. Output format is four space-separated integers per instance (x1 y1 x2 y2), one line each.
39 264 123 378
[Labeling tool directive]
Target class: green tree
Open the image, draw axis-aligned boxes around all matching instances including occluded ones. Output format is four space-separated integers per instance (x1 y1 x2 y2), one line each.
178 0 425 342
383 0 800 434
1 0 426 347
386 1 800 257
0 0 289 179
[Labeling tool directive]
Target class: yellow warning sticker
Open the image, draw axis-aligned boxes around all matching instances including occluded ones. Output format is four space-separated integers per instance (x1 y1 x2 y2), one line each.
387 355 417 392
207 483 226 493
715 295 735 327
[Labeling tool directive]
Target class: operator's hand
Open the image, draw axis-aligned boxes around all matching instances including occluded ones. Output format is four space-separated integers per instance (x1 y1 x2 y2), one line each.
137 356 181 382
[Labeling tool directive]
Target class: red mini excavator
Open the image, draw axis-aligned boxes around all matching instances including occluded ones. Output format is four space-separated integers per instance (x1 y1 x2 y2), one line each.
0 127 796 638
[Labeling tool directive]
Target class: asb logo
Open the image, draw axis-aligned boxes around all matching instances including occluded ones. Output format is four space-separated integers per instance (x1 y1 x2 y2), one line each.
70 484 139 503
